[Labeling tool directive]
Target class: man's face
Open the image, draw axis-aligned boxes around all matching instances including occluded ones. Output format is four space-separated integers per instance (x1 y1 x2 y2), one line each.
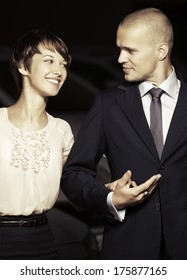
116 24 160 84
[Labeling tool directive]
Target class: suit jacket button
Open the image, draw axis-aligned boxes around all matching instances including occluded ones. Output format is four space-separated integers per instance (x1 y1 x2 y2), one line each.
160 165 164 170
154 203 160 211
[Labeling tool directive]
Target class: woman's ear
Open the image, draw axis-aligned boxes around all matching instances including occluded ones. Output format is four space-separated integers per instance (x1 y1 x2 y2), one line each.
18 64 28 76
158 43 169 61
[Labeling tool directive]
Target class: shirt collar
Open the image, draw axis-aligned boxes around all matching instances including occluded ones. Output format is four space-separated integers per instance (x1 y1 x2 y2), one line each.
139 67 180 99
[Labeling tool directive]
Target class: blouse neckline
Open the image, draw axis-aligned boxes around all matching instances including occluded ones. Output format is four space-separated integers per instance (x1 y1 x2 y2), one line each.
3 107 50 134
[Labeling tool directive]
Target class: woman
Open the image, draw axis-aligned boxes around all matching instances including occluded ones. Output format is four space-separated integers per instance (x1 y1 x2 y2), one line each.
0 29 74 259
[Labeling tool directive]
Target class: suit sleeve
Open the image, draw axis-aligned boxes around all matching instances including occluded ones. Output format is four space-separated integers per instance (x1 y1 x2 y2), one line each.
61 92 110 216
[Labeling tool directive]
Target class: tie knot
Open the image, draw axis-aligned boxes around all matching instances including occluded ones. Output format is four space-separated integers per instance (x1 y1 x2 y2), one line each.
149 87 164 99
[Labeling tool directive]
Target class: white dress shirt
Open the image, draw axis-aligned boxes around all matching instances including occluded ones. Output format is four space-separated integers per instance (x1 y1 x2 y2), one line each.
108 67 180 221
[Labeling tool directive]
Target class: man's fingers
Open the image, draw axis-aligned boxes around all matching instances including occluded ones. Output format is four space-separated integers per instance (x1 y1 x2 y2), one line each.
105 170 132 191
118 170 132 187
144 174 161 187
130 180 137 188
139 174 161 193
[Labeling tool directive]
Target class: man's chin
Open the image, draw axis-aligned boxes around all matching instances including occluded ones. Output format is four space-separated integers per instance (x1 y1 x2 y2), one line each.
124 75 136 82
124 74 143 83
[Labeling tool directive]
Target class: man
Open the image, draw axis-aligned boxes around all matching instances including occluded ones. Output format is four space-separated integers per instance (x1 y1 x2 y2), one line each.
62 7 187 259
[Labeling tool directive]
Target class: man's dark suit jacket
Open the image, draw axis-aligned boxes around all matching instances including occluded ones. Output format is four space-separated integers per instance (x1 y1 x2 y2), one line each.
62 73 187 259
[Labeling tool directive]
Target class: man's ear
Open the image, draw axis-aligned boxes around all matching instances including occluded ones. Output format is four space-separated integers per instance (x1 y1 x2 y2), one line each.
158 43 169 61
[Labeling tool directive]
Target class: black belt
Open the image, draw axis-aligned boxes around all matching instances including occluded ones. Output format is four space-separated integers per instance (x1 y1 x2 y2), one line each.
0 215 48 227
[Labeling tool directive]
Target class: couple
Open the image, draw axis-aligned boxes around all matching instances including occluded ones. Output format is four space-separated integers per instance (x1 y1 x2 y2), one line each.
1 7 187 260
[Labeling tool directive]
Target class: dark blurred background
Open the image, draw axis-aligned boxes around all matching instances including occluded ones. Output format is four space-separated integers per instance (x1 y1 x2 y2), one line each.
1 0 187 112
0 0 187 259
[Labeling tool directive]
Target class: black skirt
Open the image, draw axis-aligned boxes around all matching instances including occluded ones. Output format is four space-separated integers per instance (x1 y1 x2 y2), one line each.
0 214 59 260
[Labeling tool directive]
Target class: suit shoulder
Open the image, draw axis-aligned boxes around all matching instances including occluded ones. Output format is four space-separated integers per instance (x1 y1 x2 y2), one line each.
98 81 133 98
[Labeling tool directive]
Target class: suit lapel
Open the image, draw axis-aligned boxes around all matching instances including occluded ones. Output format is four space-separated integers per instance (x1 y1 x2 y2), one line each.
116 78 187 162
116 84 159 159
162 80 187 160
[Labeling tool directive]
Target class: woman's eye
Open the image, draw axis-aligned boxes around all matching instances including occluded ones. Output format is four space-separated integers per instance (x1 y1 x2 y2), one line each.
45 59 53 63
61 63 67 69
